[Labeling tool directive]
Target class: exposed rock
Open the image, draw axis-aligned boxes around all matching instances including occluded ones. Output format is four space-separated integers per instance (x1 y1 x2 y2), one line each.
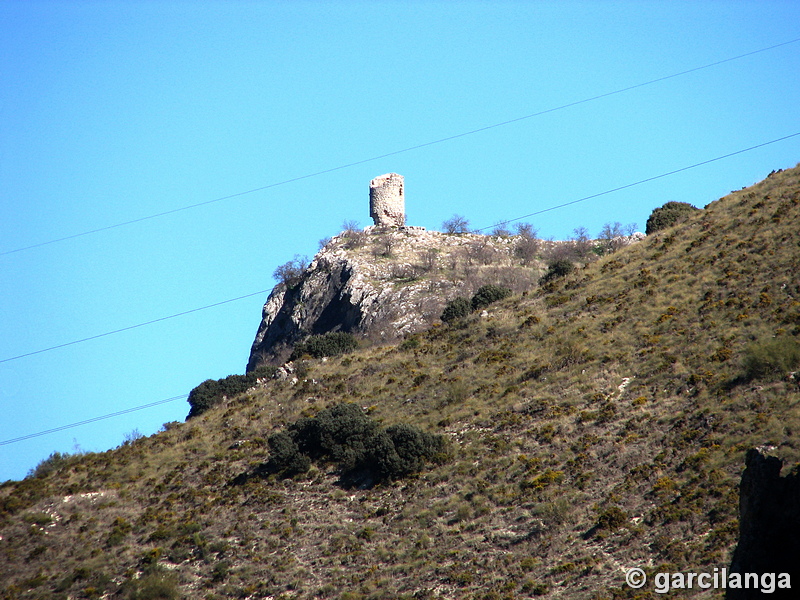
726 448 800 599
246 227 545 370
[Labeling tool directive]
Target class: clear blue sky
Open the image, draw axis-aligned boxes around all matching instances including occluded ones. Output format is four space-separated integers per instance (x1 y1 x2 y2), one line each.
2 1 799 482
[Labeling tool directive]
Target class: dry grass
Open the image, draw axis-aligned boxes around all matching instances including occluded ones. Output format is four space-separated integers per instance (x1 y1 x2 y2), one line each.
2 165 800 599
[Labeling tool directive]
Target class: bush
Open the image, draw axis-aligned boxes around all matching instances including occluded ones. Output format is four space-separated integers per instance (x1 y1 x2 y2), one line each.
273 254 309 287
441 297 471 323
266 431 311 476
471 284 512 310
187 366 276 419
596 506 628 531
540 259 575 284
742 337 800 381
264 403 447 487
289 331 358 360
645 201 699 234
27 451 78 479
442 214 470 234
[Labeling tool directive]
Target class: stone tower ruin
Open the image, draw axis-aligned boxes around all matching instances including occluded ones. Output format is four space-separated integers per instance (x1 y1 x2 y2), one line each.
369 173 405 227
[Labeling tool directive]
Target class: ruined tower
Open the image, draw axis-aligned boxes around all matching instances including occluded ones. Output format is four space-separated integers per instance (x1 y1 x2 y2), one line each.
369 173 405 227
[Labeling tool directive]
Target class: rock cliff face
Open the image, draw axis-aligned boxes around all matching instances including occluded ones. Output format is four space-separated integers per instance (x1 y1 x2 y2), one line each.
246 226 544 371
727 448 800 599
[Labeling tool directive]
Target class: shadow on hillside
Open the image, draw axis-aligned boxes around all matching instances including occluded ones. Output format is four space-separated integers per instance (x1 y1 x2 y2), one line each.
229 463 380 490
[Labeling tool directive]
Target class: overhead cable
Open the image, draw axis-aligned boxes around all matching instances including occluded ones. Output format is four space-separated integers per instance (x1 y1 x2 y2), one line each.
1 132 798 366
0 289 271 364
0 394 188 446
2 37 798 257
475 132 800 232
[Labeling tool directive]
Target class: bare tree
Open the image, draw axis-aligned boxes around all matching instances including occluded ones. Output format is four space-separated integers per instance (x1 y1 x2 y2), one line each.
342 219 361 234
623 222 638 236
571 226 594 259
515 222 538 239
273 254 309 286
419 248 440 272
442 214 470 234
598 222 624 253
514 222 540 265
491 222 512 237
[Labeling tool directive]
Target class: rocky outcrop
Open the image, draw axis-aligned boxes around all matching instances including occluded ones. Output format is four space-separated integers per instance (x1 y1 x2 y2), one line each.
727 448 800 599
246 227 545 371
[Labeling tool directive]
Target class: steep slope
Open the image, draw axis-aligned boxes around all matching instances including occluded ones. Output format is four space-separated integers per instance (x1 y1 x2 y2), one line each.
1 165 799 600
247 226 546 369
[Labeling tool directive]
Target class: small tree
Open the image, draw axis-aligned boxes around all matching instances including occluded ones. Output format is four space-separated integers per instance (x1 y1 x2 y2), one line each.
442 214 470 234
514 222 540 264
597 222 624 253
571 226 593 260
491 222 512 237
515 222 538 239
273 255 309 287
441 297 471 323
645 201 699 234
471 284 512 310
540 259 575 284
342 219 360 234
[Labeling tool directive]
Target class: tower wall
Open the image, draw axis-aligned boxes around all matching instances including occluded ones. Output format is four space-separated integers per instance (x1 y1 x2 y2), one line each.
369 173 405 227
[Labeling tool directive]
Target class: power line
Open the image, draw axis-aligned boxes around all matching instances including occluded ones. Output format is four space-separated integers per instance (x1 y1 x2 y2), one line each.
475 132 800 232
0 289 271 365
2 137 798 450
3 37 798 258
0 394 188 446
2 131 798 367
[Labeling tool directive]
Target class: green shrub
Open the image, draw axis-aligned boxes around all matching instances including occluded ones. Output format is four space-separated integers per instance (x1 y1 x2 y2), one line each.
266 431 311 476
471 284 512 310
384 423 448 477
540 259 574 284
290 331 358 360
645 201 699 234
26 451 78 479
107 517 133 547
187 366 276 419
264 403 447 487
596 506 628 530
441 297 471 323
742 336 800 381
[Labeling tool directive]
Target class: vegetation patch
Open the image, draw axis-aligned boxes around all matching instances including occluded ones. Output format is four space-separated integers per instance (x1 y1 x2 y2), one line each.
540 259 575 284
470 284 512 311
742 336 800 381
290 331 358 361
187 366 276 419
261 403 449 487
645 201 700 234
441 285 512 323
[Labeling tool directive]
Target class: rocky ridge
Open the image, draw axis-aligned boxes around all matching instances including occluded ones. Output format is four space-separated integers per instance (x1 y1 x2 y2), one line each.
247 225 548 370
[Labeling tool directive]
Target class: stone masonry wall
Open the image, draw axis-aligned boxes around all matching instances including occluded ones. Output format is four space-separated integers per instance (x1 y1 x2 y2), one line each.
369 173 405 227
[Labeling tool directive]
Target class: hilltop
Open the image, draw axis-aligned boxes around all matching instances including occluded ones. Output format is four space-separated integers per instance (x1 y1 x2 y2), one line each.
1 165 799 600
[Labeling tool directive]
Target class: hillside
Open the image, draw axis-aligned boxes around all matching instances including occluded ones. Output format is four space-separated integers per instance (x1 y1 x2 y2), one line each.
1 165 799 600
246 225 547 369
